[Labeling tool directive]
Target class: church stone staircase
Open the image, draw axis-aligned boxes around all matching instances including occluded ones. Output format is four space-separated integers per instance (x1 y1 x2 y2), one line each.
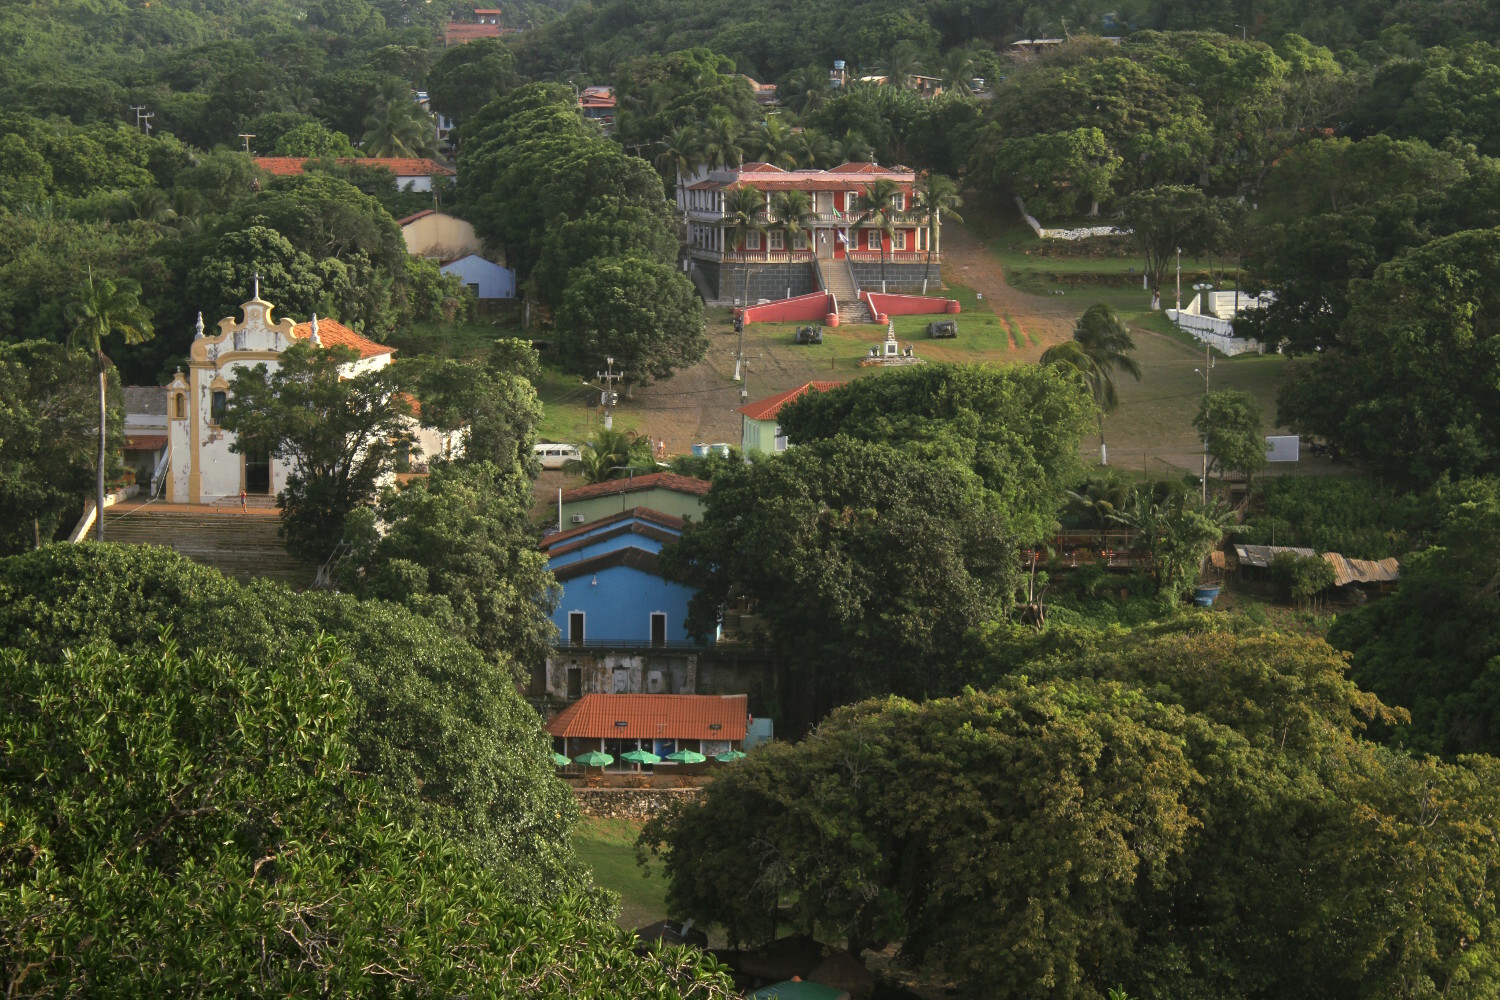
819 258 870 323
99 504 315 588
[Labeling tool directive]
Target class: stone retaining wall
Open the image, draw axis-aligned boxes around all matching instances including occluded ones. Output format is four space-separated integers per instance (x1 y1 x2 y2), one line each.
573 786 703 820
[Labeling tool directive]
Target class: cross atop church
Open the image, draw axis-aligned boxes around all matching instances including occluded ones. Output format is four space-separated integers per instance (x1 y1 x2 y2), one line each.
252 272 262 300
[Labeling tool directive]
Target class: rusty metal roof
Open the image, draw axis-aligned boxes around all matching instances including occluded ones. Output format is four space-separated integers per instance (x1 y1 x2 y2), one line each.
1323 552 1400 587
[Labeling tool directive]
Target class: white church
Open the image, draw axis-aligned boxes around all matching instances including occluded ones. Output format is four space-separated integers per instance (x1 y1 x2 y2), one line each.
126 285 454 505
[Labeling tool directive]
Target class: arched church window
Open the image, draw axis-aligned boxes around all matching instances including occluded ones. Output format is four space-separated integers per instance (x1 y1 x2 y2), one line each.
211 390 227 422
174 394 186 419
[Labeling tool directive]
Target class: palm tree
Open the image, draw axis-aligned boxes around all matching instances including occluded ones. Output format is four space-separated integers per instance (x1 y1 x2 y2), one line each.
65 271 155 542
655 125 703 207
1040 303 1143 466
852 178 903 292
727 184 767 303
362 99 436 157
937 47 977 96
701 114 744 169
771 190 816 299
567 428 651 483
742 117 798 169
878 41 927 89
913 173 963 293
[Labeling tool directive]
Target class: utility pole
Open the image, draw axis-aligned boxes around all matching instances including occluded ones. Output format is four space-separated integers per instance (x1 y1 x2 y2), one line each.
595 357 623 430
130 105 145 129
1194 346 1214 504
238 133 256 155
1175 246 1182 314
140 111 153 136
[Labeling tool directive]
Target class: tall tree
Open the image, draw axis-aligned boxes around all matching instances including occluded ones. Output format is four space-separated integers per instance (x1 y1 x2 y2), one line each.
63 271 154 542
853 177 903 292
726 184 767 310
361 97 437 157
552 256 706 386
770 189 816 299
1194 388 1269 491
913 172 963 292
221 342 414 560
1040 303 1142 466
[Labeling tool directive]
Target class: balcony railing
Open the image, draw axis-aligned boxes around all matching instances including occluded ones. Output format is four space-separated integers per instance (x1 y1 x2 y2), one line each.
556 638 709 651
846 249 938 262
687 247 818 264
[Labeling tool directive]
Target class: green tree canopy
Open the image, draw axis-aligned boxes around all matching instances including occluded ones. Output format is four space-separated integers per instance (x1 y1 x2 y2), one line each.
776 363 1095 545
553 255 706 386
0 542 588 906
1277 227 1500 485
221 342 413 560
427 37 518 124
1194 388 1269 486
0 628 733 994
661 437 1016 713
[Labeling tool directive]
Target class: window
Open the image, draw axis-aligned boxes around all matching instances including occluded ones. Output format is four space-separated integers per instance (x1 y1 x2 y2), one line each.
768 230 784 251
744 231 760 250
569 612 585 645
774 426 788 452
917 227 931 251
892 192 906 211
210 390 227 423
892 230 907 251
846 190 859 211
173 394 186 419
650 612 667 647
792 231 809 250
467 282 480 296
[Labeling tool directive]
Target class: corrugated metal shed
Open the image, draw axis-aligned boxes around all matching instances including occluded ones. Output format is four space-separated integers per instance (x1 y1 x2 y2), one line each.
1234 544 1316 569
1323 553 1400 587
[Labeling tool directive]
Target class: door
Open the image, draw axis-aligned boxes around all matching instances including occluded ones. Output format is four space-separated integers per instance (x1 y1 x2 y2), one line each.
244 443 271 494
569 612 585 645
817 228 834 259
650 612 667 647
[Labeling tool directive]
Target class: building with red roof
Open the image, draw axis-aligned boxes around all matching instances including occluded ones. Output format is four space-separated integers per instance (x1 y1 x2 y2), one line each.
558 472 711 527
253 157 456 193
547 694 749 763
158 288 458 504
737 381 844 455
680 161 938 305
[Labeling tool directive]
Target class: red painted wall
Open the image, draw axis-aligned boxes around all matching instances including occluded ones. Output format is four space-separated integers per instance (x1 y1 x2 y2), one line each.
740 291 837 324
860 291 961 317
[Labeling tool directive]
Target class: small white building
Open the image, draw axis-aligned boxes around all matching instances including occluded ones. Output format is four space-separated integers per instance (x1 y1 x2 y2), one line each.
160 287 457 504
440 253 515 299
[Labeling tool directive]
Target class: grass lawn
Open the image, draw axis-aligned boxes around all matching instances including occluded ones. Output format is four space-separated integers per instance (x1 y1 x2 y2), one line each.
383 314 526 360
572 817 668 932
533 363 646 443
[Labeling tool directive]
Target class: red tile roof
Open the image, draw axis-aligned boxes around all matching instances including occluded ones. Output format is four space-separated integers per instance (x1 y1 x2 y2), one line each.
125 434 167 450
540 506 686 550
738 381 843 421
560 472 711 504
290 318 395 360
547 694 749 741
254 157 456 178
444 22 502 43
396 208 436 225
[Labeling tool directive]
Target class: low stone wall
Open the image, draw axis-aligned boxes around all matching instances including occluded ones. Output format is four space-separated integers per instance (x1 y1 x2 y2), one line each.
849 260 934 293
573 786 703 820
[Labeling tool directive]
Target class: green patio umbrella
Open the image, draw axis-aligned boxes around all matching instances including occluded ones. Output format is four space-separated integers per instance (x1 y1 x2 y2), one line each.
574 750 614 767
665 749 708 764
621 748 662 765
715 749 747 762
550 751 572 766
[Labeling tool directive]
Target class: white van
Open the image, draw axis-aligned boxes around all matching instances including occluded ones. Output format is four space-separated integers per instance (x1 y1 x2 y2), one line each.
534 443 582 469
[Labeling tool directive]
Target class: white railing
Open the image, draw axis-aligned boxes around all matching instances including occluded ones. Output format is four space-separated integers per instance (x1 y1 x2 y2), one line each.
1166 310 1266 356
149 450 170 497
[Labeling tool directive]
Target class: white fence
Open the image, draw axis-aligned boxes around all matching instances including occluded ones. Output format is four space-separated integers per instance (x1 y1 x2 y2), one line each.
1165 310 1266 356
1015 197 1130 240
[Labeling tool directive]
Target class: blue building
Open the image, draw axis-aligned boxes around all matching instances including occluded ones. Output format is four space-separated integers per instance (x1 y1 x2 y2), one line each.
440 253 515 300
536 507 715 703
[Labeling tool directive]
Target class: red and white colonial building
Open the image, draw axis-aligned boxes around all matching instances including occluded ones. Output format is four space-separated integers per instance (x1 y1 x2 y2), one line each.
679 162 940 304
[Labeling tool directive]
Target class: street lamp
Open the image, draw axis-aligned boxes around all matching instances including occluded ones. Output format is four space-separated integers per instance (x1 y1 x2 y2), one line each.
1193 363 1211 502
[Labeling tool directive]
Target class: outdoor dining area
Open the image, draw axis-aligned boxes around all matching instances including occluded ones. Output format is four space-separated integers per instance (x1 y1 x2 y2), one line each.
544 692 754 788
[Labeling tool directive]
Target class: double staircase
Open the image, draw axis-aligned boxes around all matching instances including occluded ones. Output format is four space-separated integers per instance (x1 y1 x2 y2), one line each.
818 257 871 323
99 503 315 588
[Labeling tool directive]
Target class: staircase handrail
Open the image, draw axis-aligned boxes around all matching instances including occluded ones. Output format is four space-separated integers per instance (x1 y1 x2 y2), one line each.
149 449 170 498
312 538 351 591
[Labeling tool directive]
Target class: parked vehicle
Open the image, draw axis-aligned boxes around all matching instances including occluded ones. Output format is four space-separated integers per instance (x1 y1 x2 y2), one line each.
534 443 581 469
927 320 958 339
794 325 823 345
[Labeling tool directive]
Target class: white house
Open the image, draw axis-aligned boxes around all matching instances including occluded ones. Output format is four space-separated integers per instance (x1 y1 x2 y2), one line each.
440 253 515 299
160 286 457 504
